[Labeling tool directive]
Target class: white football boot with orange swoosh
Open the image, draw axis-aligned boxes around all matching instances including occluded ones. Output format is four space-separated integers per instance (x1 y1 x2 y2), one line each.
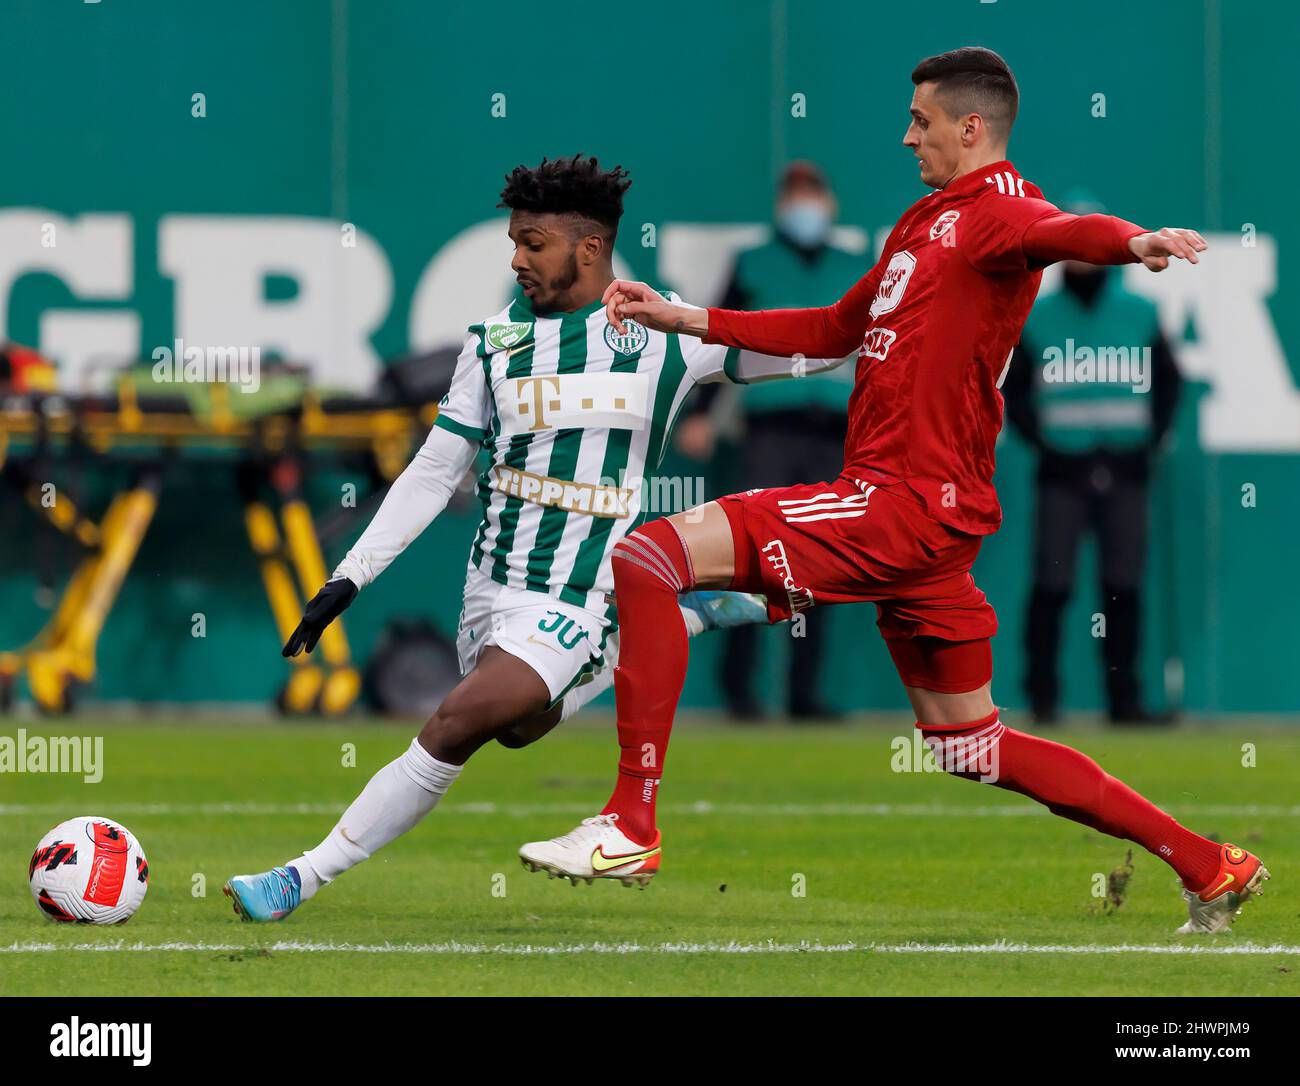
519 814 660 887
1176 843 1270 934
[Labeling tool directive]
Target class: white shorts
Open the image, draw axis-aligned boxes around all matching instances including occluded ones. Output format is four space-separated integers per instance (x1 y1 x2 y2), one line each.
456 565 618 707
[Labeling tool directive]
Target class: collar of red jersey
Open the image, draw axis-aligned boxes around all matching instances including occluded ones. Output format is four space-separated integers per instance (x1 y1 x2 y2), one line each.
941 160 1018 196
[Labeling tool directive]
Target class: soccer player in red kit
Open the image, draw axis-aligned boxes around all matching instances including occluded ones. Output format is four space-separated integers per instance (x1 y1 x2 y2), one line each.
519 47 1268 933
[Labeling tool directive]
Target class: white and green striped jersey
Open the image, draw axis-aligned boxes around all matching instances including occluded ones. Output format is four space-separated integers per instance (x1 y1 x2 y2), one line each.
432 290 845 616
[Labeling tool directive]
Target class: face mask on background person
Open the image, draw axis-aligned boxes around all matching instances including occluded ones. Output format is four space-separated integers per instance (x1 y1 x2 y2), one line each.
777 198 832 248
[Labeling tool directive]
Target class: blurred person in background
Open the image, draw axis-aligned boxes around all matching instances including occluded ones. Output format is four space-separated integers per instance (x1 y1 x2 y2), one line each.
1003 191 1183 726
676 162 863 721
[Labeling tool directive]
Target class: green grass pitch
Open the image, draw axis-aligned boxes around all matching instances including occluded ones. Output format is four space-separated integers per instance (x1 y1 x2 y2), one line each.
1 716 1296 996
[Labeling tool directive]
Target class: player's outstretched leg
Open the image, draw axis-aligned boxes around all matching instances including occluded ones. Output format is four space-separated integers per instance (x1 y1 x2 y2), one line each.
225 582 766 917
520 505 739 885
904 655 1270 934
224 646 551 922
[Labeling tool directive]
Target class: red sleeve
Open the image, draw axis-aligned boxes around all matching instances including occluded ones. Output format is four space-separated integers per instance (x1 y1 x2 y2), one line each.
1021 211 1146 267
965 196 1146 273
703 235 899 357
704 269 877 357
703 216 921 356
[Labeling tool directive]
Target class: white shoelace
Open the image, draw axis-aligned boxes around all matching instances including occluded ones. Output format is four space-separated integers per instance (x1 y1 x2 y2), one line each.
552 814 619 848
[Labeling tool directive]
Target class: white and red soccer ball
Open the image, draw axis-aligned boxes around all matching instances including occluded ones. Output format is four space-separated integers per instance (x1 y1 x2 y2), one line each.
28 816 149 924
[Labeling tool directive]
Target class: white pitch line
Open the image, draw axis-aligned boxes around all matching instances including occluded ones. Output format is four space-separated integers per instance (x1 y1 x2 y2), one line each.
0 801 1296 819
1 939 1298 956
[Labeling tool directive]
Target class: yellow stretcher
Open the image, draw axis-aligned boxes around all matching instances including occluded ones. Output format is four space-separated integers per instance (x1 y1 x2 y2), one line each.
0 380 439 715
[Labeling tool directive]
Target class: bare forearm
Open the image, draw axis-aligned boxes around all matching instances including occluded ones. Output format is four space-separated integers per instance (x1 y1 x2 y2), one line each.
666 303 709 338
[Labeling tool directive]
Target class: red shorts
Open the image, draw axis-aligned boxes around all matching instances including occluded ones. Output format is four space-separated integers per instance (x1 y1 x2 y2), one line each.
717 474 998 691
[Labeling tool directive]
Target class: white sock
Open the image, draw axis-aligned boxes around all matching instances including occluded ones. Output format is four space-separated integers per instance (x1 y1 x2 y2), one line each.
290 738 462 900
679 602 705 637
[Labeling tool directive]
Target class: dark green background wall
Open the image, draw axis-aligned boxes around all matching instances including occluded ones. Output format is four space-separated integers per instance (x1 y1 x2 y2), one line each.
2 0 1296 713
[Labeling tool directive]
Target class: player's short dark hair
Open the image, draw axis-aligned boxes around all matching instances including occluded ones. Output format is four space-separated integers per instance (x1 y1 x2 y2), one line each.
497 154 632 241
911 47 1019 138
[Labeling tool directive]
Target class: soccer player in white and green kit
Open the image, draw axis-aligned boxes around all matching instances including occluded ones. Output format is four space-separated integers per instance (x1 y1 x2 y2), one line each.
224 155 849 920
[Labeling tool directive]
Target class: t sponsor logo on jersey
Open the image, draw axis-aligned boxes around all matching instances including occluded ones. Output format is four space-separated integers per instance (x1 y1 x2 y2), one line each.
485 321 534 351
869 250 916 319
929 210 960 240
603 318 648 356
861 327 897 362
507 372 649 433
760 538 815 613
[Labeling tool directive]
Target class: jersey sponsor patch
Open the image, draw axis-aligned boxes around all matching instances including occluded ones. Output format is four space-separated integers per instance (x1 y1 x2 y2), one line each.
490 463 634 518
861 328 897 362
870 251 916 319
930 210 960 239
484 321 534 351
500 372 650 434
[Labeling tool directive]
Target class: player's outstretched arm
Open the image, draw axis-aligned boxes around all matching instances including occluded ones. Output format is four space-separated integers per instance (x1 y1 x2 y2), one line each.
1020 210 1207 271
605 268 881 360
281 425 478 657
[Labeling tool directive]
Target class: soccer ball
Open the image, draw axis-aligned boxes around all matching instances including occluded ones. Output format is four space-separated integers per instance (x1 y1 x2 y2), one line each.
28 816 149 924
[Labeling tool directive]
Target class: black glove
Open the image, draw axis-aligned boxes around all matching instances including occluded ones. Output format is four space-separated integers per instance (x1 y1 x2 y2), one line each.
282 577 358 657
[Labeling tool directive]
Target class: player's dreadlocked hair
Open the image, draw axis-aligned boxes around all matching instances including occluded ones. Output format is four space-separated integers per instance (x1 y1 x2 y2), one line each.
911 47 1019 139
497 154 632 241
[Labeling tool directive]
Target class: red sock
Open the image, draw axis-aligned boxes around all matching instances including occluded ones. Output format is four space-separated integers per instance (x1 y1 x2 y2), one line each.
600 518 695 845
920 713 1223 888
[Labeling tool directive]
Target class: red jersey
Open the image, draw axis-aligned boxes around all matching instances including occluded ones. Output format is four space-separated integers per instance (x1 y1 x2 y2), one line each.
706 160 1146 535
